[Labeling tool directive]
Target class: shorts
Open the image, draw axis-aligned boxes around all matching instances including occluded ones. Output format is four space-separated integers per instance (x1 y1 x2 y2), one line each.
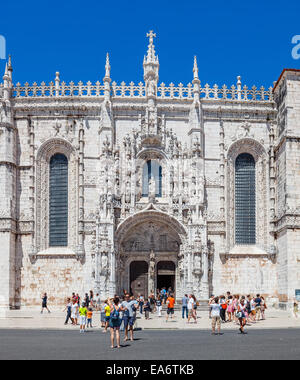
79 316 86 325
109 318 121 329
123 316 135 328
105 316 110 323
212 316 221 330
167 308 174 315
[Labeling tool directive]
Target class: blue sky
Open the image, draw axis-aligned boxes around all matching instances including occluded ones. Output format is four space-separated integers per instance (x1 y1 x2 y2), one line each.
0 0 299 89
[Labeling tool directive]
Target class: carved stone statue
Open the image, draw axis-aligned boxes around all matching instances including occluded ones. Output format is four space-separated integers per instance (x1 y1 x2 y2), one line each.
148 177 156 202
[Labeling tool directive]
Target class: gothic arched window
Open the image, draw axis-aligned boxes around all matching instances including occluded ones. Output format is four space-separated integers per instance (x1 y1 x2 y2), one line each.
142 160 162 197
49 153 68 247
235 153 256 244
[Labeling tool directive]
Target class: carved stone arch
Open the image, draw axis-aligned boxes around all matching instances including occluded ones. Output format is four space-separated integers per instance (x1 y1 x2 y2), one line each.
116 209 188 250
36 138 78 253
226 138 268 252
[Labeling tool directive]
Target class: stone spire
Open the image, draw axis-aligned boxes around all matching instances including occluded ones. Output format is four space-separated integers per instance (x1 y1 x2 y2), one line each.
103 53 111 101
104 53 111 80
193 56 199 80
192 56 200 102
143 30 159 91
7 55 13 82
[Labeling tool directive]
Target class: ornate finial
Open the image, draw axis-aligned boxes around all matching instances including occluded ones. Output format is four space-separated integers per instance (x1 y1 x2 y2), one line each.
145 30 158 64
193 56 199 80
105 53 111 79
147 30 156 45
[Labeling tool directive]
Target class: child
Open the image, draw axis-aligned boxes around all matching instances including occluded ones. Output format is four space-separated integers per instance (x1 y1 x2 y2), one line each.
79 302 87 333
87 307 93 328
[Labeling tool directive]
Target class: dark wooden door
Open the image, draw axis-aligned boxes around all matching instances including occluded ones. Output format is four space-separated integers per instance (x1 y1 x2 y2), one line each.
130 261 148 297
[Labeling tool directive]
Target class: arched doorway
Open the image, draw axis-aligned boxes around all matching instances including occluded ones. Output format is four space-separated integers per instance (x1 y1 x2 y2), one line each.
157 261 176 294
130 261 148 297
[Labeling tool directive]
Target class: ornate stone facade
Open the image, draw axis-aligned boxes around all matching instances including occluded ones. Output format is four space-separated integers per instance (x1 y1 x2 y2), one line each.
0 35 299 310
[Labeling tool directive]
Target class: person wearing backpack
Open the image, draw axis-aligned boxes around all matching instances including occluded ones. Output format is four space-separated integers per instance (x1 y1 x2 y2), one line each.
108 297 121 349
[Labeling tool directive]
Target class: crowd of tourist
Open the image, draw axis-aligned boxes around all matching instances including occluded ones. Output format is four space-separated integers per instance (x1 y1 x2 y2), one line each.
41 288 299 348
208 292 268 335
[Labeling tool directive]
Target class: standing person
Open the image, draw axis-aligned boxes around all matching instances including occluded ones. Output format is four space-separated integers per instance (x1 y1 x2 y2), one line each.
89 290 94 308
63 298 72 325
192 295 198 320
254 294 262 321
100 300 107 328
220 296 227 323
84 293 90 308
71 298 79 325
293 300 299 318
182 294 189 319
149 293 156 313
227 296 233 322
41 293 51 314
121 293 138 342
261 296 267 320
95 293 101 311
87 307 93 328
108 297 121 349
104 300 111 333
166 293 175 322
156 296 162 317
236 299 247 334
79 302 88 333
250 296 257 322
187 295 197 323
139 294 144 315
210 297 222 335
209 295 214 319
144 298 151 320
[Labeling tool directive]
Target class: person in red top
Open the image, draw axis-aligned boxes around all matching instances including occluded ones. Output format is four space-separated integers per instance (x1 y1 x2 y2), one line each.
166 294 175 322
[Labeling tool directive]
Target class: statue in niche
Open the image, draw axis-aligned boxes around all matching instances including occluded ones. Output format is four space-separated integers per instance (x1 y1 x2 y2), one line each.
149 251 156 292
148 177 156 203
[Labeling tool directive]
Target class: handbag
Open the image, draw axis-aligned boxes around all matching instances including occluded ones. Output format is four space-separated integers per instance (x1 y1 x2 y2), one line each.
235 311 242 318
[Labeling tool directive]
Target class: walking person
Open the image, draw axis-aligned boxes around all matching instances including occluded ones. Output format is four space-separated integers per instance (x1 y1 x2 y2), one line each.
108 297 122 349
166 293 175 322
79 302 88 333
210 297 222 335
63 298 72 325
187 294 197 323
71 298 79 325
121 293 138 342
156 296 162 317
254 294 262 321
41 293 51 314
236 298 247 334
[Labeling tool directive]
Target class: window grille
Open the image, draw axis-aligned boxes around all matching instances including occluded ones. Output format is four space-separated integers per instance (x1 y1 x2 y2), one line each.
49 154 68 247
235 153 256 244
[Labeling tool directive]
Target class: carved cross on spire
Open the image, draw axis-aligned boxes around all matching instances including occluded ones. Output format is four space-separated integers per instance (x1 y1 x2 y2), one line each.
147 30 156 45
